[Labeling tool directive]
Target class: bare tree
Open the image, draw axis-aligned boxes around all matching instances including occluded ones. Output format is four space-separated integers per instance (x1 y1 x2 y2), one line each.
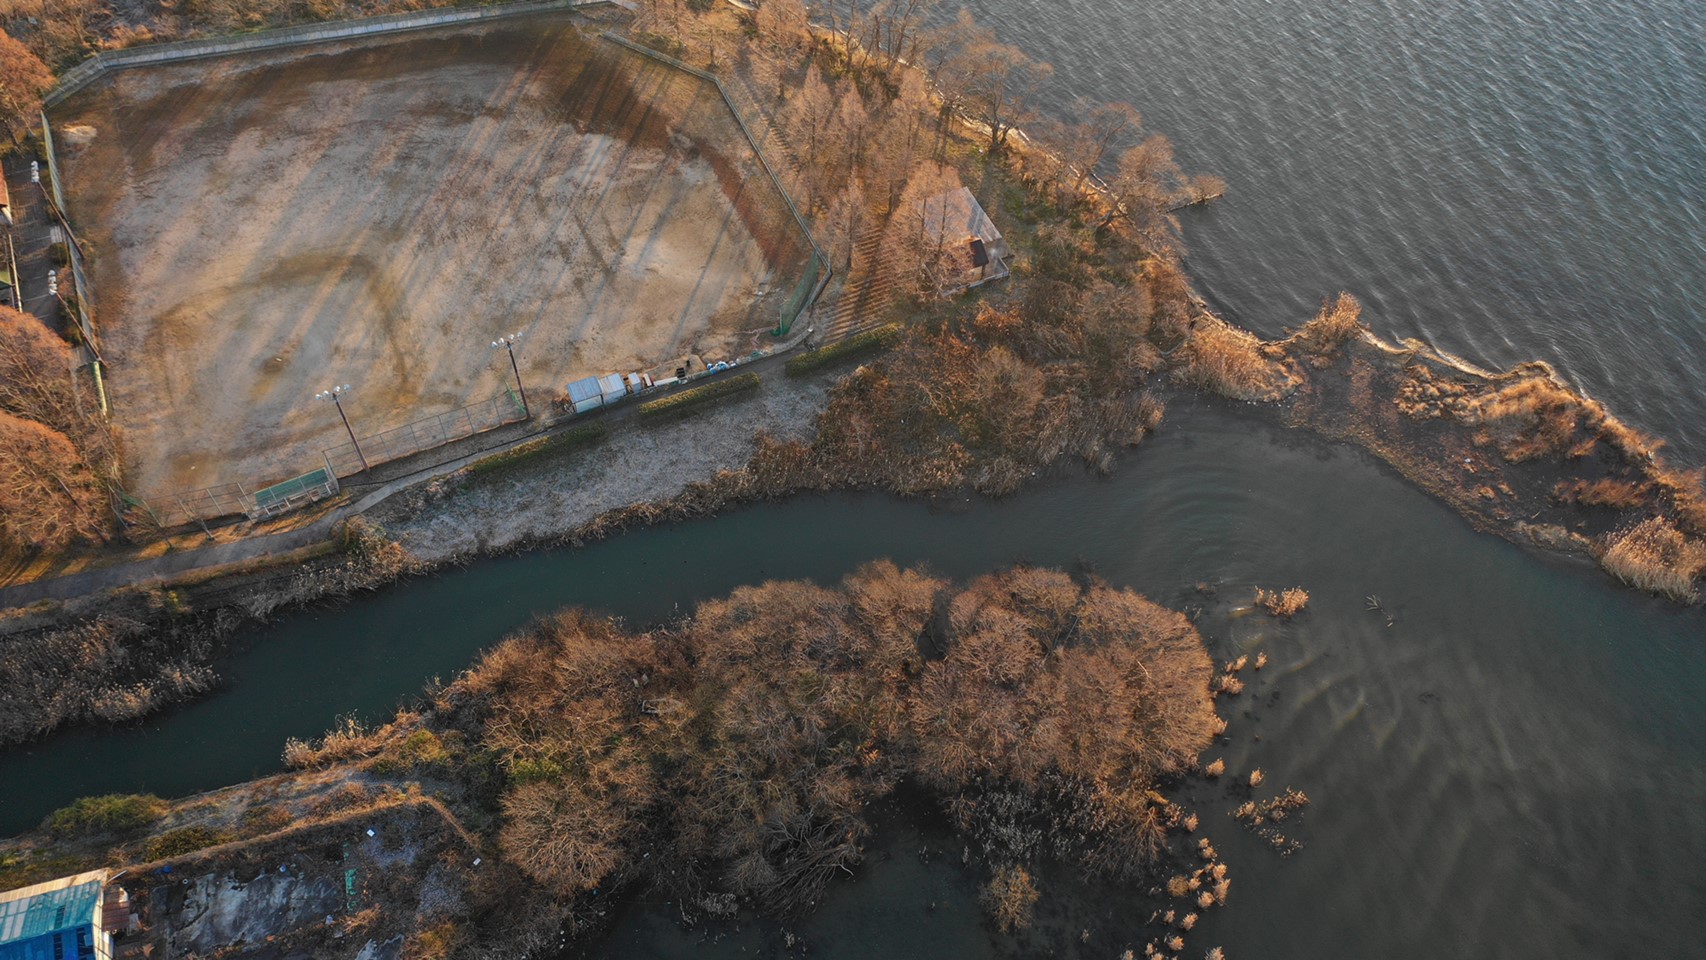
634 0 696 46
1099 134 1184 249
0 411 106 552
828 86 871 188
786 63 837 209
753 0 810 61
866 0 938 76
820 178 867 270
921 9 991 150
962 34 1052 154
1058 100 1144 198
0 306 82 438
0 28 52 142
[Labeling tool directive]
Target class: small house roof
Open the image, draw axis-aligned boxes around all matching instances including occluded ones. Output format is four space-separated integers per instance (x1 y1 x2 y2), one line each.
920 187 1006 254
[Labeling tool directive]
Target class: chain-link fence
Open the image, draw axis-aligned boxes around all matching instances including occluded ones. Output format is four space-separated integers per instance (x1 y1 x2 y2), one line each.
324 389 526 477
129 482 252 528
602 33 830 335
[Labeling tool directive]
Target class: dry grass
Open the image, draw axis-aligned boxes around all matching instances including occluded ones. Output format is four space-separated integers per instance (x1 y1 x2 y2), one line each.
1255 587 1310 618
1173 320 1296 402
1600 517 1706 602
1467 377 1594 462
1650 465 1706 538
1204 758 1225 778
1247 769 1265 788
1289 292 1364 358
1552 477 1647 510
981 865 1040 934
281 714 391 770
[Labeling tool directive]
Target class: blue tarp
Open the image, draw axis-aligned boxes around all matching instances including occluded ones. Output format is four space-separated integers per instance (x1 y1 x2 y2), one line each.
0 877 103 960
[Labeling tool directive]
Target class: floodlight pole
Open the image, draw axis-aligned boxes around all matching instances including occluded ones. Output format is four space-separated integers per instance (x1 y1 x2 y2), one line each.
492 332 530 419
317 385 368 473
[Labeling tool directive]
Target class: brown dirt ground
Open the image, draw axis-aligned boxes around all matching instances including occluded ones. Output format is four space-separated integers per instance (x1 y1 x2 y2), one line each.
51 14 812 499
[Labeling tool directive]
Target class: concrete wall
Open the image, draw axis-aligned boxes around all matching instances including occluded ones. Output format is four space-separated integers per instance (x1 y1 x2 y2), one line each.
43 0 607 109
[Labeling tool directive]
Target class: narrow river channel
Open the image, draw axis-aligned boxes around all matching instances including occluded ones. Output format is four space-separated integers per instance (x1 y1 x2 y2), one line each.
3 400 1701 956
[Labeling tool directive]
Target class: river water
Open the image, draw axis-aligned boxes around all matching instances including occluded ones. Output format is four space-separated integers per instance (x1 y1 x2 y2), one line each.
3 403 1702 956
993 0 1706 465
4 0 1705 956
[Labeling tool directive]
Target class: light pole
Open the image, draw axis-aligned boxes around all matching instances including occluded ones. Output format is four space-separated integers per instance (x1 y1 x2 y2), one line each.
491 332 530 419
315 384 368 473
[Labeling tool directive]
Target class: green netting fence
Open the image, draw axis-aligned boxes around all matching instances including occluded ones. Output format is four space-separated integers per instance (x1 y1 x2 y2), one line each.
252 468 338 518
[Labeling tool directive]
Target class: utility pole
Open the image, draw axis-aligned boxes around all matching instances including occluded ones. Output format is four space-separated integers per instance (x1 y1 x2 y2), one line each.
315 384 368 472
491 332 530 419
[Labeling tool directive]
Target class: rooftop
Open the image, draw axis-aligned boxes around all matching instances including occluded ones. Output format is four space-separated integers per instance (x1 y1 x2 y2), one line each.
0 870 108 957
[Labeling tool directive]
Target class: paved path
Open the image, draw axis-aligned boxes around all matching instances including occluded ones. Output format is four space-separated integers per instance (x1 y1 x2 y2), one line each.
0 331 818 611
2 157 61 331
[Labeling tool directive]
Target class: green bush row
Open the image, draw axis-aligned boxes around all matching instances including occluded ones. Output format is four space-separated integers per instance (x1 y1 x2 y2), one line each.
637 372 761 422
467 423 609 477
43 794 168 837
785 325 901 377
144 825 233 862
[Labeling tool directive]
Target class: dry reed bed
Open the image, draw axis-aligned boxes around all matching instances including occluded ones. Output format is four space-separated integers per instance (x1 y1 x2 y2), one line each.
0 517 419 748
1170 293 1706 604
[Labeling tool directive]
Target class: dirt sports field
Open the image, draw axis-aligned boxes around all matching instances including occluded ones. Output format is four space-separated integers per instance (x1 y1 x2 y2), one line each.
51 13 813 499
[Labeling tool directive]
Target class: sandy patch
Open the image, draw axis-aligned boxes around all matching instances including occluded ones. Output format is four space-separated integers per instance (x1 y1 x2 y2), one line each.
53 17 811 498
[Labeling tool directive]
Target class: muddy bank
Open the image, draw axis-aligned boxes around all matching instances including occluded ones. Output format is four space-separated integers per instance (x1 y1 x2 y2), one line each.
372 362 835 562
1265 323 1706 603
0 520 416 749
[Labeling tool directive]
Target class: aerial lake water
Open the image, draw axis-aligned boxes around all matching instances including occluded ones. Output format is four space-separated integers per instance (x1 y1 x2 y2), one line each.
4 0 1704 954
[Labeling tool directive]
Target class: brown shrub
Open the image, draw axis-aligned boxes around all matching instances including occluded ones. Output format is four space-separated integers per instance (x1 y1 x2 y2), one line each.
1254 587 1309 618
981 865 1040 934
1290 292 1363 356
1173 320 1295 402
0 615 213 748
281 714 387 769
1600 517 1706 602
0 28 53 135
1466 377 1593 462
1552 477 1647 510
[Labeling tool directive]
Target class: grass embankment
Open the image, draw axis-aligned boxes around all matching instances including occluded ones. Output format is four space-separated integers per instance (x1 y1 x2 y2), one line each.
3 773 487 959
466 423 608 478
0 518 418 749
635 372 760 423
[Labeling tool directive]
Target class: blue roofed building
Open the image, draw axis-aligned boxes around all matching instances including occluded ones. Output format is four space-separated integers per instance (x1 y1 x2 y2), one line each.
0 870 114 960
